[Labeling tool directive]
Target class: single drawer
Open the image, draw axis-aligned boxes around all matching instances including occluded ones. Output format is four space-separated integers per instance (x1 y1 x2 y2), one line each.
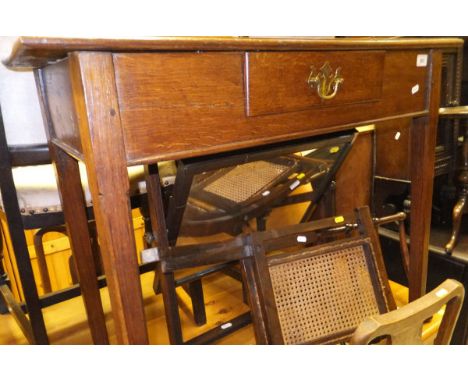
113 50 430 163
245 51 385 117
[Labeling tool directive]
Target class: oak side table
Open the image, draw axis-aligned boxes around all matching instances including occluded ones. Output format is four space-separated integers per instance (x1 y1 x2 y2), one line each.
5 37 462 344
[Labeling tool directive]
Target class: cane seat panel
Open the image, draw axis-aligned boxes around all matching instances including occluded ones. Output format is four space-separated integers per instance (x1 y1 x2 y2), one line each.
201 160 292 204
268 239 386 344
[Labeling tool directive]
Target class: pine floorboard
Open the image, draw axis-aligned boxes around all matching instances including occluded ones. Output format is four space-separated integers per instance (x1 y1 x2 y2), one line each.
0 272 441 345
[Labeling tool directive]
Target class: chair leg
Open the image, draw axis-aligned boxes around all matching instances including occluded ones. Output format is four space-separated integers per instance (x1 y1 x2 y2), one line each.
155 270 207 326
159 268 184 344
445 195 467 253
143 196 208 326
183 280 207 326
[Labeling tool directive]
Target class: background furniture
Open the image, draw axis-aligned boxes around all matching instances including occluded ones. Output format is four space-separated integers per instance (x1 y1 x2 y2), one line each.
439 106 468 253
351 278 464 345
373 45 463 224
150 131 356 342
233 206 397 344
147 206 463 344
6 37 458 344
376 40 468 344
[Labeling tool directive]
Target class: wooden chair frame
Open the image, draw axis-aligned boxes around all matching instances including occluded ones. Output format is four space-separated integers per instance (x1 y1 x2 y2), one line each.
350 278 464 345
164 131 357 241
145 132 357 343
143 206 411 344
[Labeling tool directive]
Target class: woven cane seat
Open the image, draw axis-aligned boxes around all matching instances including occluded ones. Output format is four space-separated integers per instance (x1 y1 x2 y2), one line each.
268 238 390 344
231 206 399 345
201 160 292 204
189 157 298 209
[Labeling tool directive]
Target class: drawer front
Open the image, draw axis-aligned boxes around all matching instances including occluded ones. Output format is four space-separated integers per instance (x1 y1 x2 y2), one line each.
245 51 385 117
113 50 431 164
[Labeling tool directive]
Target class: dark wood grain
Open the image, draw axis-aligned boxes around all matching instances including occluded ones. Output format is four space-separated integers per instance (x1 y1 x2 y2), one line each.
51 145 109 344
245 51 384 116
40 60 82 155
375 118 412 180
68 51 148 344
409 50 443 301
335 129 373 215
15 37 458 344
113 50 429 164
4 37 463 68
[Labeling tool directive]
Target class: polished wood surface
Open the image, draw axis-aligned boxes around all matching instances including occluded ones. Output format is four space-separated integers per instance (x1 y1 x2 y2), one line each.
68 52 148 344
40 59 82 156
375 118 412 181
51 146 109 344
7 37 459 344
245 51 384 116
408 51 442 302
4 37 462 68
335 129 373 214
44 49 432 165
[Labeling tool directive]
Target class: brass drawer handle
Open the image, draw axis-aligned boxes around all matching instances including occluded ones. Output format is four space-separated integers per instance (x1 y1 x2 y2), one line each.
307 62 344 100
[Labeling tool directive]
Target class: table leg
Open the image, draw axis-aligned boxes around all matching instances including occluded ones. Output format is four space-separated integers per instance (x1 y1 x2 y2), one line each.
52 145 109 344
69 52 148 344
409 50 442 301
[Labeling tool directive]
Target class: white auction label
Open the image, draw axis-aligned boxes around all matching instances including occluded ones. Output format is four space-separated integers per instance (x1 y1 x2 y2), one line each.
416 54 428 67
297 235 307 243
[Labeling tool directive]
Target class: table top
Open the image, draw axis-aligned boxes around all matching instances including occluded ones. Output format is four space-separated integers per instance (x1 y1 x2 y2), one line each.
4 36 463 68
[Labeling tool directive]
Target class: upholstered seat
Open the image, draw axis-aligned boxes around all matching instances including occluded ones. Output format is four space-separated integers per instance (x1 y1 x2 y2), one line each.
0 163 147 215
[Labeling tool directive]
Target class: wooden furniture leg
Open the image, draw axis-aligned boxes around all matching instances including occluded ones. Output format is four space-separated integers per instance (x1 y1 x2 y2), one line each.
68 52 148 344
182 282 206 326
445 116 468 253
52 146 109 344
145 164 183 344
446 196 467 253
409 50 442 301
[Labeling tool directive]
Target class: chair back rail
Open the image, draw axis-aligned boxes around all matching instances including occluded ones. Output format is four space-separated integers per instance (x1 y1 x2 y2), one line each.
350 278 465 345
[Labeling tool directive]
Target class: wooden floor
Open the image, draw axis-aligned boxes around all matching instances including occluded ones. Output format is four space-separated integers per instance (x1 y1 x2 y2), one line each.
0 269 443 345
0 271 254 345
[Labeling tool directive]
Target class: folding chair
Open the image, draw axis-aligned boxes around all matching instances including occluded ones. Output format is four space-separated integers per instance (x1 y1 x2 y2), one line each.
145 132 357 342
